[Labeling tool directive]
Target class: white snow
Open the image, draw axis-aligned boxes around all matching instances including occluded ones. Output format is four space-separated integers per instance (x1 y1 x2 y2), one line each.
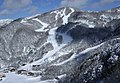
100 14 108 19
0 19 13 26
0 72 58 83
117 9 120 12
0 72 40 83
59 33 73 44
50 8 66 20
98 65 103 72
36 79 57 83
20 19 33 25
78 43 103 54
20 27 73 71
32 18 49 32
100 14 120 25
57 74 66 79
48 27 58 48
50 10 60 20
20 43 65 70
100 14 111 25
54 43 104 65
50 8 74 24
89 24 95 28
107 9 112 12
75 19 95 28
117 15 120 19
62 8 74 25
21 19 27 23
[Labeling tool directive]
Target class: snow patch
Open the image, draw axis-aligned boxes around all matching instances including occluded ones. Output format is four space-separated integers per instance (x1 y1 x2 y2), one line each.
98 65 103 72
50 8 66 20
30 28 73 66
32 18 49 32
48 27 58 48
20 27 73 70
20 19 32 25
0 72 40 83
57 74 66 79
37 79 57 83
50 8 74 24
0 19 13 26
117 9 120 12
55 43 104 65
62 8 74 25
75 19 95 28
31 27 73 65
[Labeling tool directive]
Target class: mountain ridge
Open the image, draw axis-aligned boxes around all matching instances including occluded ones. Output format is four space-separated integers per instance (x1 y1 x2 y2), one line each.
0 6 120 83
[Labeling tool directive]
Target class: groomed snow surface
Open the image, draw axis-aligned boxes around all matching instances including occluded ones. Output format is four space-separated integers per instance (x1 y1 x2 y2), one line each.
0 72 40 83
20 27 73 71
32 18 49 32
50 7 74 25
0 42 104 83
0 72 58 83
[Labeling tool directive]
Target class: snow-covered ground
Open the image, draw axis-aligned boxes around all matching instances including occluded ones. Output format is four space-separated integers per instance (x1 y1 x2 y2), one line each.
62 8 74 25
75 19 95 28
50 7 74 25
0 72 40 83
0 19 13 26
0 72 57 83
20 19 33 25
20 26 72 70
32 18 49 32
54 42 104 66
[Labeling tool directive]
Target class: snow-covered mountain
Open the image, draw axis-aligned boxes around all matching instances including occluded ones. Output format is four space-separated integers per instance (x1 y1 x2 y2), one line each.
0 7 120 83
0 19 13 26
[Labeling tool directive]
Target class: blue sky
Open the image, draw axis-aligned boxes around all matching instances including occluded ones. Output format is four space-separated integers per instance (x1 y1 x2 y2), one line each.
0 0 120 19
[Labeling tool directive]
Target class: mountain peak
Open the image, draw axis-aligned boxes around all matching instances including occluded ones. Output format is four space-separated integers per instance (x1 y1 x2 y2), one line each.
0 6 120 83
0 19 13 26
